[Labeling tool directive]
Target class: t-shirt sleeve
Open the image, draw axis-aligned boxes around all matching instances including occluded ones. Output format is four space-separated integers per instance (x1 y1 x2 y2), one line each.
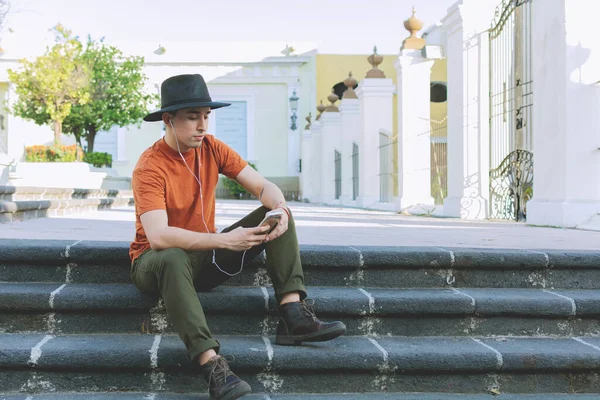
212 137 248 179
132 164 166 216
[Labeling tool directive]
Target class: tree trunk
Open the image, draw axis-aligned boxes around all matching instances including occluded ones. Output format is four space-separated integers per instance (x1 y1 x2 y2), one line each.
74 130 83 161
87 126 97 153
74 131 82 148
53 121 62 145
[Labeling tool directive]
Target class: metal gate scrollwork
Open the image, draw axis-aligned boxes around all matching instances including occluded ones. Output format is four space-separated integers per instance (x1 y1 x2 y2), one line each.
489 0 533 221
489 149 533 221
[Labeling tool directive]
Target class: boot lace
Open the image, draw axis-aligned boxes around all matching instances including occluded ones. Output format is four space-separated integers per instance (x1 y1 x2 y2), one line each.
208 355 235 386
300 299 318 322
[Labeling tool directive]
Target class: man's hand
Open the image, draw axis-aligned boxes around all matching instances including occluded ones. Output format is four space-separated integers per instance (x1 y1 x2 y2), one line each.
223 226 269 251
265 209 289 243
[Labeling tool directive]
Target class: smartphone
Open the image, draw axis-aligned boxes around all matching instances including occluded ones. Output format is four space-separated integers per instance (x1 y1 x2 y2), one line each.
258 209 284 234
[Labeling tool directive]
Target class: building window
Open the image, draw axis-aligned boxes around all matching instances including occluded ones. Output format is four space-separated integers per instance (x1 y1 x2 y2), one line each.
430 81 447 103
215 101 248 159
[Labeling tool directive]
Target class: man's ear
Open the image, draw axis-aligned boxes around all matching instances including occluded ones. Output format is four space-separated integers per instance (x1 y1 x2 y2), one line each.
161 113 171 127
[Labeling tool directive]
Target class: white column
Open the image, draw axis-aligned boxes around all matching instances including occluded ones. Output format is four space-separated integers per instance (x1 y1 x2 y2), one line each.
299 128 313 202
440 0 497 219
310 121 323 203
527 0 600 228
355 79 395 208
320 111 342 204
395 50 435 213
340 99 360 205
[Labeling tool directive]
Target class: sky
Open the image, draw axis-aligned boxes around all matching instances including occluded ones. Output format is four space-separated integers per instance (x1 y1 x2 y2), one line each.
1 0 457 61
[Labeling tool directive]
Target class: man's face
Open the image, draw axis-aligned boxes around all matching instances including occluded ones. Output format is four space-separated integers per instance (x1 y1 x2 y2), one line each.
168 106 211 151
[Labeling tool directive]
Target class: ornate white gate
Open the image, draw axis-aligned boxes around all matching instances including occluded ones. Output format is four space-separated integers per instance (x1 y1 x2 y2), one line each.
489 0 534 221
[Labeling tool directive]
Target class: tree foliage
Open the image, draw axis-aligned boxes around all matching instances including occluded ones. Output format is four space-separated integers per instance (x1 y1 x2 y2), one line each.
7 24 157 151
8 24 91 144
62 37 157 152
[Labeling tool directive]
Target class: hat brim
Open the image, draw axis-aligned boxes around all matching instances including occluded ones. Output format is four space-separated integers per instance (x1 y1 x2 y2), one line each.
143 101 231 122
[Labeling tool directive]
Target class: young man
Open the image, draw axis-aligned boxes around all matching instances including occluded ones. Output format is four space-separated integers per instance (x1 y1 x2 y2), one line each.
130 74 346 400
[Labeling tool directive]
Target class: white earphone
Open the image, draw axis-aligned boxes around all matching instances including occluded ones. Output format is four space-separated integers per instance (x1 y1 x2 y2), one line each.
168 118 247 276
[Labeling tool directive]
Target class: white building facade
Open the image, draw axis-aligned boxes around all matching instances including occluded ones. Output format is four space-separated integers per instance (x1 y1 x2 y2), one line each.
0 43 317 193
300 0 600 230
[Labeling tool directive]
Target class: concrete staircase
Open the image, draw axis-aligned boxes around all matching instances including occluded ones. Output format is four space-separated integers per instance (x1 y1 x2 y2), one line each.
0 187 134 222
1 240 600 398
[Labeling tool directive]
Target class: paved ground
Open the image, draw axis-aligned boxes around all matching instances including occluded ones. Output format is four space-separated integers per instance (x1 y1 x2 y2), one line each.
1 200 599 250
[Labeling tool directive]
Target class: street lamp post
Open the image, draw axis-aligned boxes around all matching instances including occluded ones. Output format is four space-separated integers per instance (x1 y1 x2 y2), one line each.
289 89 299 131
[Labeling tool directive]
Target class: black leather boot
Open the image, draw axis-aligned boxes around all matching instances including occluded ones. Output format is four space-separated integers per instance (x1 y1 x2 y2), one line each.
275 300 346 345
200 355 251 400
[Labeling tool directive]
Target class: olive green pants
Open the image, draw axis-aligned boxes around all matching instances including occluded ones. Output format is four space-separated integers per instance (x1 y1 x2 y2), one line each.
130 206 307 361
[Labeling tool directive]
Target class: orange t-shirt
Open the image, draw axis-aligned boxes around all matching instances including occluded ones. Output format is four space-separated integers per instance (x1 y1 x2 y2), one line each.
129 135 248 263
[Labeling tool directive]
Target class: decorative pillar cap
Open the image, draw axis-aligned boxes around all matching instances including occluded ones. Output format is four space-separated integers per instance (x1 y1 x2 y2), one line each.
342 71 358 99
402 7 426 50
325 89 340 112
316 100 326 120
366 46 385 78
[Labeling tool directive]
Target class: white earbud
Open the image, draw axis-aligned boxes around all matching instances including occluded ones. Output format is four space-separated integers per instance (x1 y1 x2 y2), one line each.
169 119 174 128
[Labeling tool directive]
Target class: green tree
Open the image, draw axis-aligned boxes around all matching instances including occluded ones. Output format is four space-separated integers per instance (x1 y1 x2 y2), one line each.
63 37 157 153
8 24 91 144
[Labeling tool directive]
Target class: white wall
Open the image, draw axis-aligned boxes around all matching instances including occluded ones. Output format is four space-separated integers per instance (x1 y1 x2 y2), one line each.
113 122 163 178
527 0 600 227
422 24 447 49
441 0 496 219
208 83 288 177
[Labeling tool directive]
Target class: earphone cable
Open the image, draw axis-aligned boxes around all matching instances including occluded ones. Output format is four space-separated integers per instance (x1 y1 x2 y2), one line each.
172 122 247 277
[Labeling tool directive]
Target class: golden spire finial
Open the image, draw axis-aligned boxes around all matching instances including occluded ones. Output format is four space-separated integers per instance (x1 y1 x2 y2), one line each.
316 100 326 120
342 71 358 99
325 89 340 112
366 46 385 78
402 7 426 50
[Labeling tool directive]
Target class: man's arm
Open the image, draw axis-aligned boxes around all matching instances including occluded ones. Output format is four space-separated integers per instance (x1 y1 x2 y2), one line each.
235 165 290 242
141 209 268 252
235 165 287 210
134 159 268 252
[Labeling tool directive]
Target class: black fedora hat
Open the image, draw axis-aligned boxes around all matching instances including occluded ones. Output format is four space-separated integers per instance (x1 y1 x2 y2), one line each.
144 74 230 122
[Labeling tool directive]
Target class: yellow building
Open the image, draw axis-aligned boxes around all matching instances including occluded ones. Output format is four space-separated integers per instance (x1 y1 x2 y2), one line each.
316 52 399 138
314 51 448 203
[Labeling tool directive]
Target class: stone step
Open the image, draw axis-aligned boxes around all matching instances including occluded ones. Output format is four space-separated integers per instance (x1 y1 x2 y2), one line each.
0 186 133 201
2 333 600 394
0 198 133 223
2 283 600 337
2 240 599 289
1 393 599 399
